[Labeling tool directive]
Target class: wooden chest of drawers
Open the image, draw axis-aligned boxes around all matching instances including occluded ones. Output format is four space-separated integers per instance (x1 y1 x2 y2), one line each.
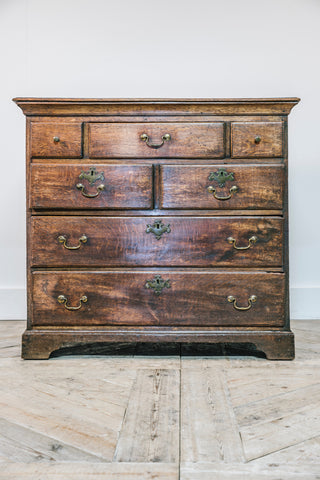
14 97 299 359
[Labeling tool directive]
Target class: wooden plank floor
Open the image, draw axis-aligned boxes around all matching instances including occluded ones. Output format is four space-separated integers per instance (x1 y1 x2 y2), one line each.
0 321 320 479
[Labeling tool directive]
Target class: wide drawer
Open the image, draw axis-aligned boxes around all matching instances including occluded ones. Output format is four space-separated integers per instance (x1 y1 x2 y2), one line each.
31 122 82 158
231 122 283 158
30 164 153 209
160 164 284 210
32 271 285 327
30 216 283 267
88 122 225 158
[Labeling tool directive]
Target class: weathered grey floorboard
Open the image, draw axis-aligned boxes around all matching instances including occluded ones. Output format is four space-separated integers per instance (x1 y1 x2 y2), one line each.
114 369 180 462
180 462 320 479
0 417 105 463
0 462 179 479
181 367 244 463
0 320 319 478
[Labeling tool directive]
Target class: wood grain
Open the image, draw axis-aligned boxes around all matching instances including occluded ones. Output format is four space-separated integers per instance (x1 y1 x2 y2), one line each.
114 369 179 462
181 367 244 462
30 164 153 209
0 463 179 480
0 417 104 463
31 271 286 327
180 462 320 479
160 164 284 210
31 122 82 158
13 97 300 116
88 122 225 158
231 122 284 158
15 97 300 359
0 320 318 479
30 216 284 267
0 356 137 460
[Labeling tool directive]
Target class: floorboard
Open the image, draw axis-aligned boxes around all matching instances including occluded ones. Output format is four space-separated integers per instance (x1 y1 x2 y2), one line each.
0 320 319 479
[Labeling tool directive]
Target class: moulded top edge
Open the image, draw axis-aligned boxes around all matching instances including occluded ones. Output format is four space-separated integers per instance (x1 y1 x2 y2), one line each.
13 97 300 116
13 97 300 104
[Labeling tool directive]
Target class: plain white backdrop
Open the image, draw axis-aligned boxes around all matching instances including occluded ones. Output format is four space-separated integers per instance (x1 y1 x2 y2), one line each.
0 0 319 319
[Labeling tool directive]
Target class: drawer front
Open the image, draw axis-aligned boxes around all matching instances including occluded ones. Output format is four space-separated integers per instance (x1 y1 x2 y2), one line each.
30 164 153 209
231 122 283 158
31 122 82 158
88 122 225 158
32 271 285 327
160 165 284 210
30 216 283 267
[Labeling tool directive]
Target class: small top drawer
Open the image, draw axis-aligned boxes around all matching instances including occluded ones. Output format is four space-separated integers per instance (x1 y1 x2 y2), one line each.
231 122 283 158
88 122 225 158
31 122 82 158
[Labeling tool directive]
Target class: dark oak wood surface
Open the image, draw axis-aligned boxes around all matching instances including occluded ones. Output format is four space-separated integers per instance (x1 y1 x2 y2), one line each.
30 216 283 267
31 271 285 328
30 164 153 209
14 97 300 116
160 165 284 210
231 122 283 158
31 122 82 158
14 97 299 360
88 122 225 158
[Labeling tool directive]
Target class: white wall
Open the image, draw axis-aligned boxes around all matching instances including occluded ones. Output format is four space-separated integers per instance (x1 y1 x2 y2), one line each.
1 0 319 320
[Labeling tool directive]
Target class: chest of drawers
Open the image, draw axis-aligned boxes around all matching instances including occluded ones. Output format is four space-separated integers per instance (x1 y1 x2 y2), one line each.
14 97 299 359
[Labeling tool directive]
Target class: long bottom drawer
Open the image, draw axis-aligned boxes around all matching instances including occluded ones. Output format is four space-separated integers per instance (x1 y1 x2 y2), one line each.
31 271 285 327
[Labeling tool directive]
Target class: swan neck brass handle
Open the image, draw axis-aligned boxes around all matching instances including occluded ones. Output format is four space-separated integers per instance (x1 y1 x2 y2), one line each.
207 185 238 200
227 235 257 250
57 295 88 310
58 234 88 250
140 133 171 149
76 183 105 198
227 295 257 311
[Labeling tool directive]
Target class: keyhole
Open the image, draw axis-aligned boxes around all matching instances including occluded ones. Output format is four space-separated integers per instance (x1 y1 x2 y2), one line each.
156 222 160 229
156 278 160 284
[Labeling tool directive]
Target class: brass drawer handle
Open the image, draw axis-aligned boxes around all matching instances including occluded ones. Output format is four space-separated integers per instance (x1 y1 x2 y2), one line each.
207 185 238 200
57 294 88 310
76 183 105 198
227 295 257 311
53 136 60 142
145 275 170 295
227 235 257 250
146 220 171 240
141 133 171 149
58 234 88 250
255 136 261 144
